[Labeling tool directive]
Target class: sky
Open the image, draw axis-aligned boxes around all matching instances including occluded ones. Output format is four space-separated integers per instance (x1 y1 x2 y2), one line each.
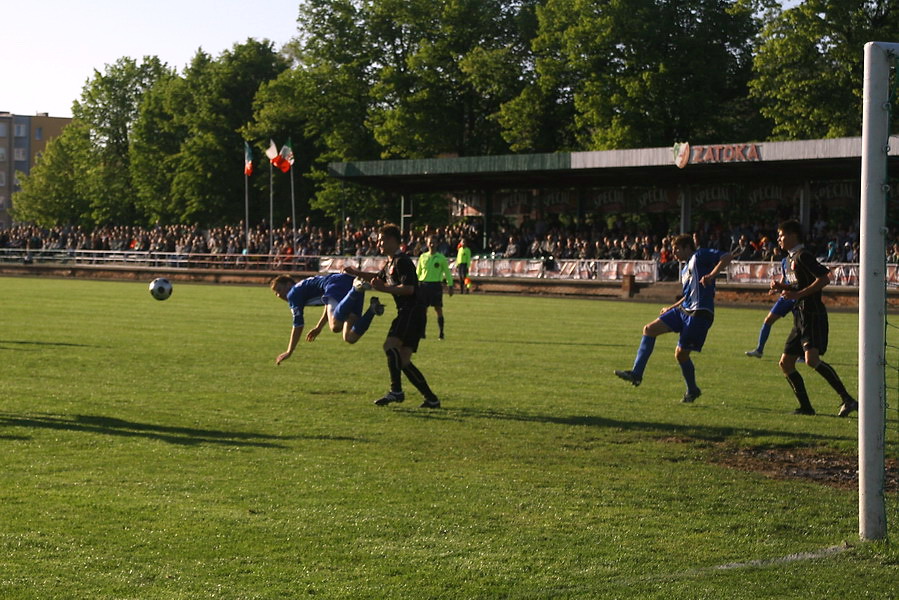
1 0 302 118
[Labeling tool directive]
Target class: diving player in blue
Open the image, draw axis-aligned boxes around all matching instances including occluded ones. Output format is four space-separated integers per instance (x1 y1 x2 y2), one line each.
615 233 733 403
270 273 383 365
745 252 796 359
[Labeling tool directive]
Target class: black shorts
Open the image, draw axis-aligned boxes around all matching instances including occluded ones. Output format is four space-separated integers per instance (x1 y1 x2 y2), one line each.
388 306 427 352
457 263 469 281
784 309 829 356
419 282 444 308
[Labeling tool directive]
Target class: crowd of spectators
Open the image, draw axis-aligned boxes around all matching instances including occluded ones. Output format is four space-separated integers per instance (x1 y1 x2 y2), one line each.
0 215 873 276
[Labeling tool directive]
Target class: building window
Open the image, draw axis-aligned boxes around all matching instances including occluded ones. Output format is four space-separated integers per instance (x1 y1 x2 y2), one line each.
14 124 27 137
0 123 7 137
35 127 43 141
0 195 6 209
0 147 5 161
0 172 5 186
13 148 26 161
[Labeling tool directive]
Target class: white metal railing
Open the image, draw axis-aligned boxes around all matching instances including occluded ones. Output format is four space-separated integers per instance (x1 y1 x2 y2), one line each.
725 261 869 287
0 248 876 286
0 248 321 271
321 256 661 282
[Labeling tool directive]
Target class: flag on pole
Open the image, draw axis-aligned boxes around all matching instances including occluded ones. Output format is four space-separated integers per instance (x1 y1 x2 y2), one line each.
276 138 294 173
244 142 254 176
265 139 279 162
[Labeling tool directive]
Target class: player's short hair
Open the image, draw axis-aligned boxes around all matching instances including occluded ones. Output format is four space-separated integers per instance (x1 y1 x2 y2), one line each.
778 219 802 239
269 274 295 291
380 223 403 244
673 234 695 251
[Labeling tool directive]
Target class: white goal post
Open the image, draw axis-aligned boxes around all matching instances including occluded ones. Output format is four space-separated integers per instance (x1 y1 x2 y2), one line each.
859 41 893 541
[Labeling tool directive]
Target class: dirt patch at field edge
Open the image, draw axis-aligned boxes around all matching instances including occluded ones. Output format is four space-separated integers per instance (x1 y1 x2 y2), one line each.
659 438 898 492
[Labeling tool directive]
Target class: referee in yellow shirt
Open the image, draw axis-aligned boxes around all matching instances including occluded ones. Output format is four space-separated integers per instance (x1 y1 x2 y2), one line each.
416 235 454 339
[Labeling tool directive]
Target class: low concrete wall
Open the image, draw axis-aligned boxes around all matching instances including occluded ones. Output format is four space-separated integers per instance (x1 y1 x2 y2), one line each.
0 261 882 308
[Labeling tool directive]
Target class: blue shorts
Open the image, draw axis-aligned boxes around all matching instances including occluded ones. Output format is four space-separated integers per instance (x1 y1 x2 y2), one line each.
770 296 797 318
321 274 354 304
323 275 362 320
659 308 714 352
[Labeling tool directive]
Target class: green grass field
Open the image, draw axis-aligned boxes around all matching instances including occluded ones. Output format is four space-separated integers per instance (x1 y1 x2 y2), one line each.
0 276 896 599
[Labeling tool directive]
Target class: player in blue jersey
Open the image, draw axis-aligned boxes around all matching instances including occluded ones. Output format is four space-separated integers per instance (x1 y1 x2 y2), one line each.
270 273 383 365
745 253 796 359
615 233 733 403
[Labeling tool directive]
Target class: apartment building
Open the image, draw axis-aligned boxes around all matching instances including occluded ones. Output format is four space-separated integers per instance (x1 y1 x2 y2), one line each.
0 112 71 227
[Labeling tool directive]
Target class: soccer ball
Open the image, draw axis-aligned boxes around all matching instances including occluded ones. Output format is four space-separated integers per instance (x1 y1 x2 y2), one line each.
149 278 173 301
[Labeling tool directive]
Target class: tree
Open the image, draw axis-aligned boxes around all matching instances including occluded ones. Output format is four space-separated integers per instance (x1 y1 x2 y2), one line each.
12 120 93 226
130 40 290 224
366 0 531 157
74 56 171 224
14 57 170 227
500 0 769 151
750 0 899 139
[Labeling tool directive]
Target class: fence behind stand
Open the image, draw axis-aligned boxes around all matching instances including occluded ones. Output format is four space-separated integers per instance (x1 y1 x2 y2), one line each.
725 261 871 287
320 256 659 282
0 249 874 286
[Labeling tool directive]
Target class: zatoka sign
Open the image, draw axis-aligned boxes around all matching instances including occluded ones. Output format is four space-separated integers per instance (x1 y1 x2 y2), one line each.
672 142 761 169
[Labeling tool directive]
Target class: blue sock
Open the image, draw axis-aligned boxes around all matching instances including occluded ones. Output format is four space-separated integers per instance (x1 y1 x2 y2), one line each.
756 322 772 353
679 359 697 392
334 288 363 323
351 306 376 337
632 335 655 377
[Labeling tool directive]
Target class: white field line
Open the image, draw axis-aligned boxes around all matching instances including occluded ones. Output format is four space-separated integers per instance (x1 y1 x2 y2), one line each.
709 544 849 571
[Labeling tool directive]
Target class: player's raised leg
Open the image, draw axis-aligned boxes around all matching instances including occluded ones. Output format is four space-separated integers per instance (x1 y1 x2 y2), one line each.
615 318 671 386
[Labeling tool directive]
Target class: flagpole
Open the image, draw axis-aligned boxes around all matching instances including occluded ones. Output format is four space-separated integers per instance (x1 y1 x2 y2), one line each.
244 170 249 251
269 160 274 256
290 167 296 254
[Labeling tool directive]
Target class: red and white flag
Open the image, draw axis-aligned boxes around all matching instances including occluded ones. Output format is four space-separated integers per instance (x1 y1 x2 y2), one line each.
276 139 294 173
265 139 279 163
243 142 254 176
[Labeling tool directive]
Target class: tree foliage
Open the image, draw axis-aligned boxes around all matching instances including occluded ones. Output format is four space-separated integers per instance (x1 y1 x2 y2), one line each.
14 0 898 229
750 0 899 139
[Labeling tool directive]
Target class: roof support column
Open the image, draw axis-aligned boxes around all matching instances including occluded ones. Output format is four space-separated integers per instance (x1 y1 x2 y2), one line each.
482 190 493 252
799 181 812 235
679 187 692 234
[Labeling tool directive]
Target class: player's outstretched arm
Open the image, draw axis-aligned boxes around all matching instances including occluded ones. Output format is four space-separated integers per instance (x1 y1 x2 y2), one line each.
700 252 733 287
371 279 414 297
343 266 377 281
306 307 328 342
782 274 829 301
276 326 304 365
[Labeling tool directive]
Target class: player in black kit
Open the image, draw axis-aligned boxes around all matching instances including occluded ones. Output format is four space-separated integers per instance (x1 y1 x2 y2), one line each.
344 224 440 408
771 220 857 417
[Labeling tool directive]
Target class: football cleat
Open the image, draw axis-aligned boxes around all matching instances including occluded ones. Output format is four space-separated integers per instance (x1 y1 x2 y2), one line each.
374 390 404 406
793 406 816 416
838 398 858 418
420 397 441 409
369 296 384 316
681 388 702 403
614 370 642 387
745 349 763 358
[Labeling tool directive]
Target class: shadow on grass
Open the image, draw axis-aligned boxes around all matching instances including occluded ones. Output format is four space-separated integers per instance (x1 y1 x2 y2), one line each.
0 339 99 350
401 406 856 445
465 338 630 349
0 413 366 448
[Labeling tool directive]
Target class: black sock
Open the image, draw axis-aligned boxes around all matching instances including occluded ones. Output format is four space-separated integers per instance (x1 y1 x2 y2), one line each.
402 361 436 400
386 347 402 393
786 370 814 410
438 316 445 336
814 361 852 401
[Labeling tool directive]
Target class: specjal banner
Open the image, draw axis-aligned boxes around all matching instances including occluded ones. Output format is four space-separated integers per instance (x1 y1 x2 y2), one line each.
727 262 864 287
322 256 659 282
321 256 870 287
